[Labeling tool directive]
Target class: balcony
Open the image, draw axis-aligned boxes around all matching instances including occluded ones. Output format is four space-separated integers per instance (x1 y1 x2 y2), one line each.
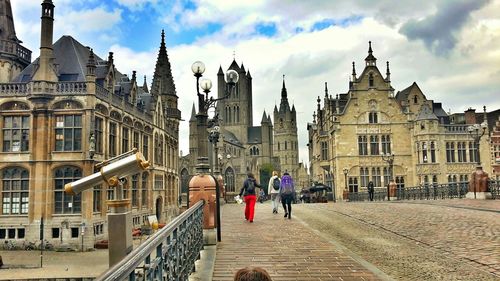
0 39 32 65
166 108 181 119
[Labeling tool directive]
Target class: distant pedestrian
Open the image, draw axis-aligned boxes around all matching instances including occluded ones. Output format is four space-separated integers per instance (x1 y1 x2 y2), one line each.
234 266 272 281
267 171 281 214
368 181 374 201
280 172 295 219
238 172 262 223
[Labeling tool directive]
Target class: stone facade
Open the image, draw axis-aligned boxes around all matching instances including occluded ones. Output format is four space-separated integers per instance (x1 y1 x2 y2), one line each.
308 42 494 200
0 0 180 249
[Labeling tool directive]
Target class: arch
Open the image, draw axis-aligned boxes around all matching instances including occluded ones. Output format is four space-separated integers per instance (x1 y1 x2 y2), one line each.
52 100 83 110
1 166 29 215
180 168 190 194
0 101 30 111
123 116 133 126
155 196 163 221
368 73 374 87
224 167 235 193
110 110 121 121
134 121 143 130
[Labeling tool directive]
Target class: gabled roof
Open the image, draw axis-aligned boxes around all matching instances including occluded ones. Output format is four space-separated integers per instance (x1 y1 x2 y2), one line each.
222 129 243 146
416 103 438 121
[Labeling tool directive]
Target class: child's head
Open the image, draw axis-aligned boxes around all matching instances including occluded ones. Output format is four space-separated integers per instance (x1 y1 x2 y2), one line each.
234 267 272 281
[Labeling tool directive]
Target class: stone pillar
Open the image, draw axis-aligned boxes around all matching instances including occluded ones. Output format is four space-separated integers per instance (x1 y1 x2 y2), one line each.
466 166 492 199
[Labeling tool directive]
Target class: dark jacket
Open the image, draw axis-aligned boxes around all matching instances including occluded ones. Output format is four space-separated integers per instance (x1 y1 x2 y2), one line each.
239 178 261 196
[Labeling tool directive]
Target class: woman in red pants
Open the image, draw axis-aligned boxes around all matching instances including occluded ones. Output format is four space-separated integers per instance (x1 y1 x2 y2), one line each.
238 173 262 222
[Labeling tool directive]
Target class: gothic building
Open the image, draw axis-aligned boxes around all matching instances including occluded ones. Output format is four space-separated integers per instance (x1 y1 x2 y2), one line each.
0 0 180 248
180 60 300 200
307 42 495 200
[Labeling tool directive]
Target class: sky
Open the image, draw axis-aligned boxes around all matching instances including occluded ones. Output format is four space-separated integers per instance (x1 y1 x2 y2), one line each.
12 0 500 165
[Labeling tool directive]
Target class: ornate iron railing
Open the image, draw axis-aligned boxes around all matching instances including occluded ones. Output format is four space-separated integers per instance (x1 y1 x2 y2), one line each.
96 200 204 281
348 181 499 202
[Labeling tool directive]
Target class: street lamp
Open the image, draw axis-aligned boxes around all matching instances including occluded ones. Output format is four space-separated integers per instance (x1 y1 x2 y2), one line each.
343 168 349 191
467 122 487 166
381 152 395 200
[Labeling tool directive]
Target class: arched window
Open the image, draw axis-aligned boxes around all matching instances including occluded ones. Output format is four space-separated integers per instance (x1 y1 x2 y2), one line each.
414 95 418 104
224 167 235 193
369 73 374 87
369 112 378 123
181 168 190 194
54 166 81 214
1 167 29 215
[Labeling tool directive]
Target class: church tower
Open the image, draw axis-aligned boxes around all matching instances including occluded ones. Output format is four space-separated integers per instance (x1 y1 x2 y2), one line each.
216 60 253 143
273 76 299 178
0 0 31 82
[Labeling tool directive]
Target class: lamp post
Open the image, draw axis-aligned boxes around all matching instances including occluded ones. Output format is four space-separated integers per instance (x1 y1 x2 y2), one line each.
467 122 487 166
192 61 238 242
343 167 348 192
381 153 395 201
467 122 487 199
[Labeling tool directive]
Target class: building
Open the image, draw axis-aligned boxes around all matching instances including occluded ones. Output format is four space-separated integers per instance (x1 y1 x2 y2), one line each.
0 0 180 249
180 61 301 200
307 42 494 199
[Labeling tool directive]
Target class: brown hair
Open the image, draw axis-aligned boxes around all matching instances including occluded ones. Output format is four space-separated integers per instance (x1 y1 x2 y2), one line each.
247 172 255 179
234 267 272 281
272 171 278 177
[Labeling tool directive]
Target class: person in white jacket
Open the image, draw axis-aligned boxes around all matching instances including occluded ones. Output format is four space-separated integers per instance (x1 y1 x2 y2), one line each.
267 171 281 214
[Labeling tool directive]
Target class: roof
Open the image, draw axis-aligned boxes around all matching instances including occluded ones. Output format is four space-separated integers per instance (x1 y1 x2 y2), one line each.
222 129 243 146
415 104 438 121
247 127 262 144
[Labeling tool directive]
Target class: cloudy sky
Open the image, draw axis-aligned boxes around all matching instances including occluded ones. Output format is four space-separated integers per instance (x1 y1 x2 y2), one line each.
12 0 500 164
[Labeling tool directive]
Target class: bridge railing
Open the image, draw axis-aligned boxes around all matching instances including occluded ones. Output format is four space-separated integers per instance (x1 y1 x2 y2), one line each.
348 180 499 202
96 200 204 281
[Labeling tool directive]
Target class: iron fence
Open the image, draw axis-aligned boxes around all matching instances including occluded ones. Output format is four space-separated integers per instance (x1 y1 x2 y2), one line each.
348 180 499 202
96 200 204 281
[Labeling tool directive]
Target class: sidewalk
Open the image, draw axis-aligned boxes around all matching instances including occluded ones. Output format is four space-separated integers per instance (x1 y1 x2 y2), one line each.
212 202 390 281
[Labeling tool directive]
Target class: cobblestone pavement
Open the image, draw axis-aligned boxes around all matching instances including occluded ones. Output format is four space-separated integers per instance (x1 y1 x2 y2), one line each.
292 199 499 280
213 202 387 281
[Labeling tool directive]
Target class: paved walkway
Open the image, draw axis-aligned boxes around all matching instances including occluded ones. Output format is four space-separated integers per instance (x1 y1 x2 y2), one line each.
212 202 388 281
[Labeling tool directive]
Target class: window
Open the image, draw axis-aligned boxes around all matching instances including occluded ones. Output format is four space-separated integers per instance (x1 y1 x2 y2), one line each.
383 167 390 186
360 167 369 187
469 142 479 163
381 135 391 154
3 116 29 152
348 177 358 192
109 122 117 157
371 167 381 187
368 112 378 124
54 166 81 214
370 135 379 155
143 135 149 161
133 131 139 150
122 127 129 153
458 142 467 162
369 73 374 87
414 95 418 104
320 141 328 160
71 227 79 238
141 173 148 208
2 167 29 215
93 184 101 213
285 141 288 150
422 142 428 163
395 177 405 191
224 167 235 193
154 175 164 190
55 115 82 151
277 142 280 151
95 117 103 153
446 142 455 163
358 136 368 155
430 142 436 163
131 174 139 207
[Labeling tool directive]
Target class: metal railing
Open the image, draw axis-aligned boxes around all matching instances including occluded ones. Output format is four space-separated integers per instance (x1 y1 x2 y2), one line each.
96 200 204 281
348 180 499 202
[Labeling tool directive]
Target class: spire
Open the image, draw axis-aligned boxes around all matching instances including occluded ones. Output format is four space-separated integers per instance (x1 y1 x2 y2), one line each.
313 111 316 123
365 41 377 66
386 61 391 81
261 110 268 123
278 74 291 114
0 0 19 42
281 74 287 99
217 65 224 75
190 102 197 121
352 61 356 80
151 29 177 103
142 75 149 93
324 82 328 98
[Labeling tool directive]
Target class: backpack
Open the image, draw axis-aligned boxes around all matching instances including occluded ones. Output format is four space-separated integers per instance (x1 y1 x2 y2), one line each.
272 177 280 190
281 179 294 195
246 179 255 194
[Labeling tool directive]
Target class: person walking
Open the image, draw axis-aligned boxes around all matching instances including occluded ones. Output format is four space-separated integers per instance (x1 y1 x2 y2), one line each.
279 172 295 219
238 172 261 223
368 181 374 201
267 171 281 214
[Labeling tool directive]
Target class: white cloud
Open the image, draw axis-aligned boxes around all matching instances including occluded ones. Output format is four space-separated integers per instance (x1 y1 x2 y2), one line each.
115 0 158 10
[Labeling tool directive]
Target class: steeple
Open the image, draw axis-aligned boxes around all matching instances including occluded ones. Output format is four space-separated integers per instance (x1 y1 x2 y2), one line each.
190 103 197 122
365 41 377 66
151 29 178 112
352 62 356 80
281 74 287 99
279 74 291 113
261 110 268 123
0 0 19 42
142 75 149 93
324 82 328 98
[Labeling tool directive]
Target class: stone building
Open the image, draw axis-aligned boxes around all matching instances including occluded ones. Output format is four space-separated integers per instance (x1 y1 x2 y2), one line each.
307 42 494 200
0 0 180 249
180 61 301 200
